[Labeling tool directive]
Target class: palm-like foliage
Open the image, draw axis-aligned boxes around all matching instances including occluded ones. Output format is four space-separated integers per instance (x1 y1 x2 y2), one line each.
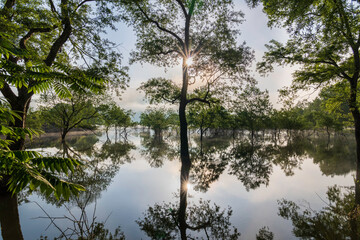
0 102 85 199
1 151 85 200
1 33 106 99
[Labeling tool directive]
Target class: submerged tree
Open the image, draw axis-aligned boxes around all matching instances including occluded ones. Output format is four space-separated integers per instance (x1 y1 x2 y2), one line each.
140 108 176 138
232 84 272 139
39 91 101 143
122 1 253 238
97 102 133 141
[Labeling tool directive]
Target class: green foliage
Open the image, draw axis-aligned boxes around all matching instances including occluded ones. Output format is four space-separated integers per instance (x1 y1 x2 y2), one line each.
232 84 272 132
97 103 134 130
188 102 232 132
39 91 102 139
250 0 360 131
0 103 84 199
0 0 128 94
140 108 177 135
26 108 45 132
138 77 181 104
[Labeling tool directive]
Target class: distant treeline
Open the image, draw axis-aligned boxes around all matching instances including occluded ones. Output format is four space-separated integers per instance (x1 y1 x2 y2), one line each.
139 85 352 138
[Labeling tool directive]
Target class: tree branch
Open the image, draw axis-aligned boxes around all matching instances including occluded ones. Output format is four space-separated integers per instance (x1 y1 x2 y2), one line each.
135 2 185 49
44 0 72 66
20 26 57 49
161 94 180 104
175 0 188 18
0 82 17 104
74 0 96 13
186 221 211 231
68 110 98 131
186 97 210 106
157 49 181 56
3 0 15 9
48 0 59 15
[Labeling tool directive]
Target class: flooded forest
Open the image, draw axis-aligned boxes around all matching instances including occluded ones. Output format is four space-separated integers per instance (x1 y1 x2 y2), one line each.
1 0 360 240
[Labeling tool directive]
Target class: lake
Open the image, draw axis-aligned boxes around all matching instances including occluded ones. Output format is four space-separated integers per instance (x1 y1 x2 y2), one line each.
6 129 356 239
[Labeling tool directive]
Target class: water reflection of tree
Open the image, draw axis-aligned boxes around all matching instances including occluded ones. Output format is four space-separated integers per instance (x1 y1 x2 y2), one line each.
228 139 274 190
275 134 359 239
278 185 359 240
137 131 360 239
272 136 309 176
137 198 240 240
306 136 356 177
190 135 309 192
36 135 135 207
140 131 179 168
30 134 135 239
190 136 232 192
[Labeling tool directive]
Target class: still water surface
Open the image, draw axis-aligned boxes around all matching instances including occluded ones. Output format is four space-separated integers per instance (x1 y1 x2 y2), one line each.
8 129 356 239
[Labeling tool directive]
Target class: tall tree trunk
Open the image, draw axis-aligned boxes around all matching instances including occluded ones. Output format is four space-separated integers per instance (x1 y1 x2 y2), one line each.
0 177 24 240
178 59 191 240
351 110 360 240
61 129 68 144
200 126 204 143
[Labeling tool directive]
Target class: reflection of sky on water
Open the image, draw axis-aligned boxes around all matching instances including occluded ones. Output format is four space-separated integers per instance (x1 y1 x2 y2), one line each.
16 131 355 240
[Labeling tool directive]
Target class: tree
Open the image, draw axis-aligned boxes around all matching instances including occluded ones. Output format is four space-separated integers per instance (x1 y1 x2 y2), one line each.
0 1 127 238
232 84 272 139
140 108 175 138
122 1 253 237
0 0 127 150
39 92 101 143
247 0 360 238
188 101 232 141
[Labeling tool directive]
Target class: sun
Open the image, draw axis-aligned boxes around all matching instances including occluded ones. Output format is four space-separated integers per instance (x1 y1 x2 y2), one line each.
186 57 193 66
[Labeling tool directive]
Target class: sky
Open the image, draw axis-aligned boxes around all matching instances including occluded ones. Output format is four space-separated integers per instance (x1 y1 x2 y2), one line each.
102 1 300 116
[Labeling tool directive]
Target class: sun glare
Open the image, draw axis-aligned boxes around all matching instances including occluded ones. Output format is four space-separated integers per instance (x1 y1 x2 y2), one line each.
186 182 192 191
186 57 193 66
